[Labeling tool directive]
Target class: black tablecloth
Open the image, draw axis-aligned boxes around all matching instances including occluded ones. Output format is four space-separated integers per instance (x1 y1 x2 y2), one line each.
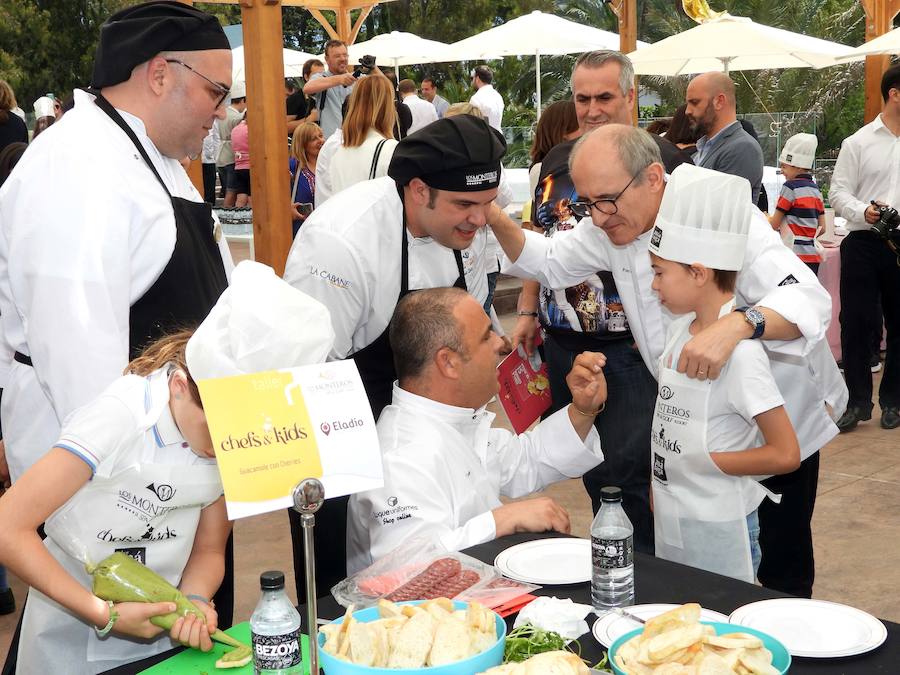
105 532 897 674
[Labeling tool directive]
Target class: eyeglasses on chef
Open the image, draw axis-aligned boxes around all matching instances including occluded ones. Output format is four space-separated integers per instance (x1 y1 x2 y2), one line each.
569 169 643 219
165 58 231 108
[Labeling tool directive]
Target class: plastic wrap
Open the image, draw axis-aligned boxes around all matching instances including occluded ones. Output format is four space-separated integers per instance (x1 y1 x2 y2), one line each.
332 536 539 610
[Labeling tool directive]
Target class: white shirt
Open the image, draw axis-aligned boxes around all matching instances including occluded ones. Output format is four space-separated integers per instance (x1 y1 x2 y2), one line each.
329 129 398 197
201 126 217 164
402 93 439 135
346 384 603 574
502 208 845 459
314 128 343 207
0 89 233 480
20 368 222 674
470 84 505 132
830 114 900 232
284 176 489 360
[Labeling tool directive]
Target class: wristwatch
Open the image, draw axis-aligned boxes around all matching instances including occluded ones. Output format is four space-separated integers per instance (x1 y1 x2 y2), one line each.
735 306 765 339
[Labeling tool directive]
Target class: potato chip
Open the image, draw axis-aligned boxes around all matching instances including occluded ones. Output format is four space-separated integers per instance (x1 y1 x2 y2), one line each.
705 633 763 650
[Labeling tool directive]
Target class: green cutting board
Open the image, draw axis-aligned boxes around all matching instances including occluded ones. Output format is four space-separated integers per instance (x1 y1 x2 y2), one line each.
140 622 311 675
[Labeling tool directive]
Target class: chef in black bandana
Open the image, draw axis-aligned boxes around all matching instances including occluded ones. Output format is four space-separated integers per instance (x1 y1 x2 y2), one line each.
283 114 506 598
0 0 235 631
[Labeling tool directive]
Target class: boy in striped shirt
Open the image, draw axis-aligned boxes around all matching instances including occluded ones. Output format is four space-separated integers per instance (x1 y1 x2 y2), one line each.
769 133 825 274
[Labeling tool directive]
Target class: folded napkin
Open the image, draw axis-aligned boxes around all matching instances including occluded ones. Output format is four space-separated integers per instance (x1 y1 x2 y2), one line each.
512 596 595 641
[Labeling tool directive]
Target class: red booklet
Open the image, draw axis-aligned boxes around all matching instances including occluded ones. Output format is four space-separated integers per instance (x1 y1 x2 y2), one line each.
496 338 552 433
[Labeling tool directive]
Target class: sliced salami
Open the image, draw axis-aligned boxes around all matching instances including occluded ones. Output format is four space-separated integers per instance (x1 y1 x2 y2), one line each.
385 557 461 601
424 569 480 599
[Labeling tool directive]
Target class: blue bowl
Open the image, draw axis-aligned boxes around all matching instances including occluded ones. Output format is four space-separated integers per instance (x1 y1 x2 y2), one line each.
608 621 792 675
318 600 506 675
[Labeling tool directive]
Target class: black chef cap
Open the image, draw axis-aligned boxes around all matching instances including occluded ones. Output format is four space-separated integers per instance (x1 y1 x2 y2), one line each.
388 115 507 192
91 1 230 89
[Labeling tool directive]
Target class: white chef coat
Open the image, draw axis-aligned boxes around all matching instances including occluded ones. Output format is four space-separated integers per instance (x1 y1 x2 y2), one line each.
501 208 846 460
328 129 398 196
314 128 343 207
0 89 234 482
402 94 439 135
346 384 603 574
829 114 900 232
18 367 223 674
470 84 505 132
284 176 489 360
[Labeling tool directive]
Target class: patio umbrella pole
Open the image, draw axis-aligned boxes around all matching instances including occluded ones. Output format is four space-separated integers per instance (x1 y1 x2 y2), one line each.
535 49 542 120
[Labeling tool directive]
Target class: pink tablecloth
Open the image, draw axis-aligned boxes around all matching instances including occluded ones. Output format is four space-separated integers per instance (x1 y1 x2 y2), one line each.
817 238 843 362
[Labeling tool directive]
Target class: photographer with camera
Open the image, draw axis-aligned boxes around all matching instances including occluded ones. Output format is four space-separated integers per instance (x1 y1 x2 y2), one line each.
830 64 900 432
303 39 369 139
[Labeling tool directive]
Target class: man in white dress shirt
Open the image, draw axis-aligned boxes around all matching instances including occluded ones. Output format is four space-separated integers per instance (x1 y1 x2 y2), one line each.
469 65 505 132
346 287 606 573
399 79 438 135
830 63 900 432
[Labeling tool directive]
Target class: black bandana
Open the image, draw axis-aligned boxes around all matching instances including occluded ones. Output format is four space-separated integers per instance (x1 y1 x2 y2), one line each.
91 1 230 88
388 115 506 192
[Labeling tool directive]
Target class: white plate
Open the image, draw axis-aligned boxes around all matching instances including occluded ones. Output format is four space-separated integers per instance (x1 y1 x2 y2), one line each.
729 598 887 658
591 604 729 647
494 538 591 585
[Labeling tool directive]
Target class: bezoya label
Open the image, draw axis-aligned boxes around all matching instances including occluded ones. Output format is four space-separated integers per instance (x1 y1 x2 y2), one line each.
592 535 634 570
252 629 303 670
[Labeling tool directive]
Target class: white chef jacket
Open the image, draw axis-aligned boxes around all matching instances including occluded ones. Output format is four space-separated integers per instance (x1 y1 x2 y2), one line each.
829 114 900 232
284 176 488 360
328 129 398 196
19 367 223 674
470 84 505 132
0 89 234 482
314 128 343 207
501 208 846 460
402 94 439 135
346 384 603 574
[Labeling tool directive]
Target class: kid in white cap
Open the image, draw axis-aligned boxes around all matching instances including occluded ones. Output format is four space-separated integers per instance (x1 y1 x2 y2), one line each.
768 133 826 274
647 164 800 583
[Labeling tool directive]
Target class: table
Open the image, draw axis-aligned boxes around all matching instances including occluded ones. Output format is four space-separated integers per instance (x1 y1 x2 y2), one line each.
817 237 844 362
106 532 897 674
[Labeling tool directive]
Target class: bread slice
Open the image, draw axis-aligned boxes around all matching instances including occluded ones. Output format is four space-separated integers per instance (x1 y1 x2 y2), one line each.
387 610 436 668
428 616 472 666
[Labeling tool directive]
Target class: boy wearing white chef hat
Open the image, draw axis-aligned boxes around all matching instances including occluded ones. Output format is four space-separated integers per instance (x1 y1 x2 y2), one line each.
646 164 801 584
0 261 334 674
768 133 826 273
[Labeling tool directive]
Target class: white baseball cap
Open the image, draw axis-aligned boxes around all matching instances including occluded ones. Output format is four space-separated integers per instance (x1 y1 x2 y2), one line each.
230 80 246 100
33 96 55 118
648 164 750 272
778 133 817 170
186 261 335 381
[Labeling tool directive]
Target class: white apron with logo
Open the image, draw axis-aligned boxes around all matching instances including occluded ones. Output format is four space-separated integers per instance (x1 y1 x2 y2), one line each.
18 382 223 674
651 309 774 584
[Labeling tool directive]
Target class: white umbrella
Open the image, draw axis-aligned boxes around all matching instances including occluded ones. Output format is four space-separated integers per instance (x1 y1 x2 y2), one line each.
627 13 857 76
347 31 450 79
837 26 900 60
423 11 648 117
231 45 319 83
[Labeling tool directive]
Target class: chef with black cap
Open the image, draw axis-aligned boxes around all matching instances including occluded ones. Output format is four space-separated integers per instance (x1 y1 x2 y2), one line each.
0 0 235 632
282 114 506 595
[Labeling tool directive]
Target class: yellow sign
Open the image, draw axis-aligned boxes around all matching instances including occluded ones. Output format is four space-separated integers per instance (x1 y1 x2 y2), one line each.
198 361 382 519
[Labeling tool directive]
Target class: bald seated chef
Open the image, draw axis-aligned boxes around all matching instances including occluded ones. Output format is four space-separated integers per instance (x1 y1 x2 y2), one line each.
346 287 607 574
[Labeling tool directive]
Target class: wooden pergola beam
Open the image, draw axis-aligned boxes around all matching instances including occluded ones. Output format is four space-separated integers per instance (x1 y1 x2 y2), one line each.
861 0 900 123
609 0 638 124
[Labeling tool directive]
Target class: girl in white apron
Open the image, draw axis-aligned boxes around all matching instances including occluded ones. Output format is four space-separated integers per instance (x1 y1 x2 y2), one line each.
0 261 334 674
646 165 802 584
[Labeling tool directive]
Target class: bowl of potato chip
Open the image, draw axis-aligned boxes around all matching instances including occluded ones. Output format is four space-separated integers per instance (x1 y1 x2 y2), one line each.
607 604 791 675
318 597 506 674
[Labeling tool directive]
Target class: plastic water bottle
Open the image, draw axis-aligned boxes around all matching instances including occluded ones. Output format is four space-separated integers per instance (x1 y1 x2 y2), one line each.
250 570 303 674
590 486 635 609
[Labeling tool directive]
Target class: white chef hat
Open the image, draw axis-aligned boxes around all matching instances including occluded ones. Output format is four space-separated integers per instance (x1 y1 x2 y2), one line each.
230 80 246 100
778 132 817 170
648 164 750 272
186 261 335 381
33 96 55 118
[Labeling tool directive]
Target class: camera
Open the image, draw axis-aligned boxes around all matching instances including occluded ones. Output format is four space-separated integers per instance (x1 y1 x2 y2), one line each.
353 55 376 78
871 201 900 243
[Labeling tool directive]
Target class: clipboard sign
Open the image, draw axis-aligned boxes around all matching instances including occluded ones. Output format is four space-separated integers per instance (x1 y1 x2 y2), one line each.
198 360 382 520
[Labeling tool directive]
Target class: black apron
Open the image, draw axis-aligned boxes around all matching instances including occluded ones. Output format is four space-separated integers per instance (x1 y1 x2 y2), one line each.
94 92 234 626
91 93 228 357
290 201 468 601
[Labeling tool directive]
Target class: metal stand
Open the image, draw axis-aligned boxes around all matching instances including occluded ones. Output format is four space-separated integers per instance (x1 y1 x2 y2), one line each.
292 478 324 675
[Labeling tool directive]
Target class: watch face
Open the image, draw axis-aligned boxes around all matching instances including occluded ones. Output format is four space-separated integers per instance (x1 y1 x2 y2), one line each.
746 308 765 325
